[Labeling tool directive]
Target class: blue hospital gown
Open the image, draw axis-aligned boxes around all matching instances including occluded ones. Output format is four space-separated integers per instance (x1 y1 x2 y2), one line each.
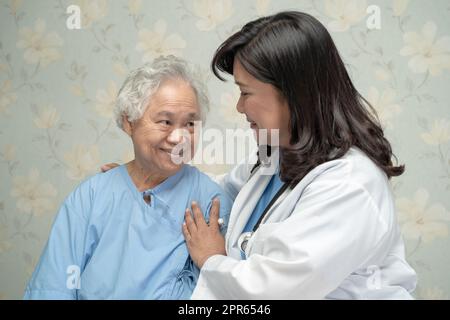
23 164 232 300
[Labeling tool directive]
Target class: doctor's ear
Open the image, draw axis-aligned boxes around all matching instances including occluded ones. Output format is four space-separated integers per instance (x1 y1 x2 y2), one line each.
122 115 134 136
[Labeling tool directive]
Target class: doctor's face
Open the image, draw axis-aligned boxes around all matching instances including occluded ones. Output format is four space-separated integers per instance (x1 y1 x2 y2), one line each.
123 78 200 177
233 58 291 147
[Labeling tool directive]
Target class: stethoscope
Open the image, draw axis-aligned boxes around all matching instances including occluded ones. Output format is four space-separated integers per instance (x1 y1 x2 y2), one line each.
237 150 290 257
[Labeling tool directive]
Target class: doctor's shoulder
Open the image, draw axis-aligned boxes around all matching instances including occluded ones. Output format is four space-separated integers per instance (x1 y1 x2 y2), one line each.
288 147 400 249
337 147 393 195
302 147 396 216
306 147 389 182
294 147 393 203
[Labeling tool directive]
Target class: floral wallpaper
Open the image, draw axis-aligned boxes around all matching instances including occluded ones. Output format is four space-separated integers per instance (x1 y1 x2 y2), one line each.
0 0 449 300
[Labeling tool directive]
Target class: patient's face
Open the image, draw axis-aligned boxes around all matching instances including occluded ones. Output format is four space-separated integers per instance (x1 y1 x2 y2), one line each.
125 78 200 177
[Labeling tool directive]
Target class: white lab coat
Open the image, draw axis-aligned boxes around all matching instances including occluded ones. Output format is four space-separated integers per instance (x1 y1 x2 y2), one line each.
191 147 417 299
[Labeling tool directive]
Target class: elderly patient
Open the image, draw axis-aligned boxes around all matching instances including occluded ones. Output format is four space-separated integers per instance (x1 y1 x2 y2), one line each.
24 56 233 299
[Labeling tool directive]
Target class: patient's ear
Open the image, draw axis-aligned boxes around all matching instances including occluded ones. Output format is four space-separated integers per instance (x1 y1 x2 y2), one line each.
122 115 133 136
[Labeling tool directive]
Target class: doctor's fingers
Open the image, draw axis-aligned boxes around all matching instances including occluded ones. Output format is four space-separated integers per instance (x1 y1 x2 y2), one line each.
184 208 197 233
182 222 192 242
209 198 221 232
190 201 208 229
100 163 119 172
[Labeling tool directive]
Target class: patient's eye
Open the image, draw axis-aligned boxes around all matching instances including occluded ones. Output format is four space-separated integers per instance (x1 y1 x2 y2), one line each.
158 120 171 126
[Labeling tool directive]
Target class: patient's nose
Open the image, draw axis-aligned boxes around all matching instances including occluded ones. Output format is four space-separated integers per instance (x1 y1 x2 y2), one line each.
167 128 188 145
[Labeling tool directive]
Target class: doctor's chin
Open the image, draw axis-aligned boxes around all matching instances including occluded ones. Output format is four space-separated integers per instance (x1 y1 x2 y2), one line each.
1 0 449 302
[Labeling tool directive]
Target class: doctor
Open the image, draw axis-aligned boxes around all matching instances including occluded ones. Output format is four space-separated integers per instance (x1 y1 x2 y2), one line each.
180 11 417 299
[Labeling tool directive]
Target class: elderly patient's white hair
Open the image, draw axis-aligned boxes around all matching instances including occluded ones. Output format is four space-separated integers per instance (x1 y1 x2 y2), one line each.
114 55 209 129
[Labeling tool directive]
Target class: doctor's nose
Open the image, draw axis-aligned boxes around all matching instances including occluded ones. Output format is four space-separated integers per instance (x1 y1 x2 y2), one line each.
236 97 245 114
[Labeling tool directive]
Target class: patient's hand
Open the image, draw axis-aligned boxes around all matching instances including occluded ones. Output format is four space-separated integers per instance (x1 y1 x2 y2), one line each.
183 198 226 269
101 163 119 172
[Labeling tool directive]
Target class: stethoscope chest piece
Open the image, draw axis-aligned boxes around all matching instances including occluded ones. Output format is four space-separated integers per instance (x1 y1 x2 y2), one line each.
238 231 253 254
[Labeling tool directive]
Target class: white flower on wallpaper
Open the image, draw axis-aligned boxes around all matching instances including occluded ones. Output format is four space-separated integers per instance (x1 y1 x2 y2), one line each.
10 168 57 217
33 105 60 129
76 0 108 28
420 119 450 146
418 286 449 300
374 67 391 82
2 144 16 162
113 62 128 77
69 83 85 97
392 0 410 17
400 21 450 76
16 18 63 67
255 0 271 17
192 0 233 31
64 144 100 180
95 81 118 118
324 0 367 32
220 89 247 128
0 80 17 116
128 0 142 15
397 188 450 243
10 0 23 14
0 63 7 74
136 19 186 62
366 87 401 128
0 224 12 253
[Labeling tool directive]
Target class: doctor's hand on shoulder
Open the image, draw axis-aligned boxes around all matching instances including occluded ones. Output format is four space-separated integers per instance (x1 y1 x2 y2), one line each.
100 163 119 172
182 198 226 268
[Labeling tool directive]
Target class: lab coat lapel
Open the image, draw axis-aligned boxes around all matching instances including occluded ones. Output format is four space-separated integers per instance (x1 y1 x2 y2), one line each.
225 147 281 258
225 169 271 258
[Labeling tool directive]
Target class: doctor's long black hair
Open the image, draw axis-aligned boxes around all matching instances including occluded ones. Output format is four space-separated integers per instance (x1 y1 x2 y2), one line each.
211 11 404 187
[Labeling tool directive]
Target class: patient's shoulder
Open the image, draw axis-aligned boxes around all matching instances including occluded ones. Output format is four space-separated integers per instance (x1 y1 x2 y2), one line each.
65 165 124 202
183 165 224 191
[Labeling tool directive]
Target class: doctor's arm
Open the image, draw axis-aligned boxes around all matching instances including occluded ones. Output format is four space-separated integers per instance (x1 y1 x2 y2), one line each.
191 179 389 299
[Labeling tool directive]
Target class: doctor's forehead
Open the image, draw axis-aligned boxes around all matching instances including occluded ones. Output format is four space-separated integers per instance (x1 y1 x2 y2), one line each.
232 59 257 88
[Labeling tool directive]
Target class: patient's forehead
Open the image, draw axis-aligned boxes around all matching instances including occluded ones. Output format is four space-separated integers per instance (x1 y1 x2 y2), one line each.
146 79 200 116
